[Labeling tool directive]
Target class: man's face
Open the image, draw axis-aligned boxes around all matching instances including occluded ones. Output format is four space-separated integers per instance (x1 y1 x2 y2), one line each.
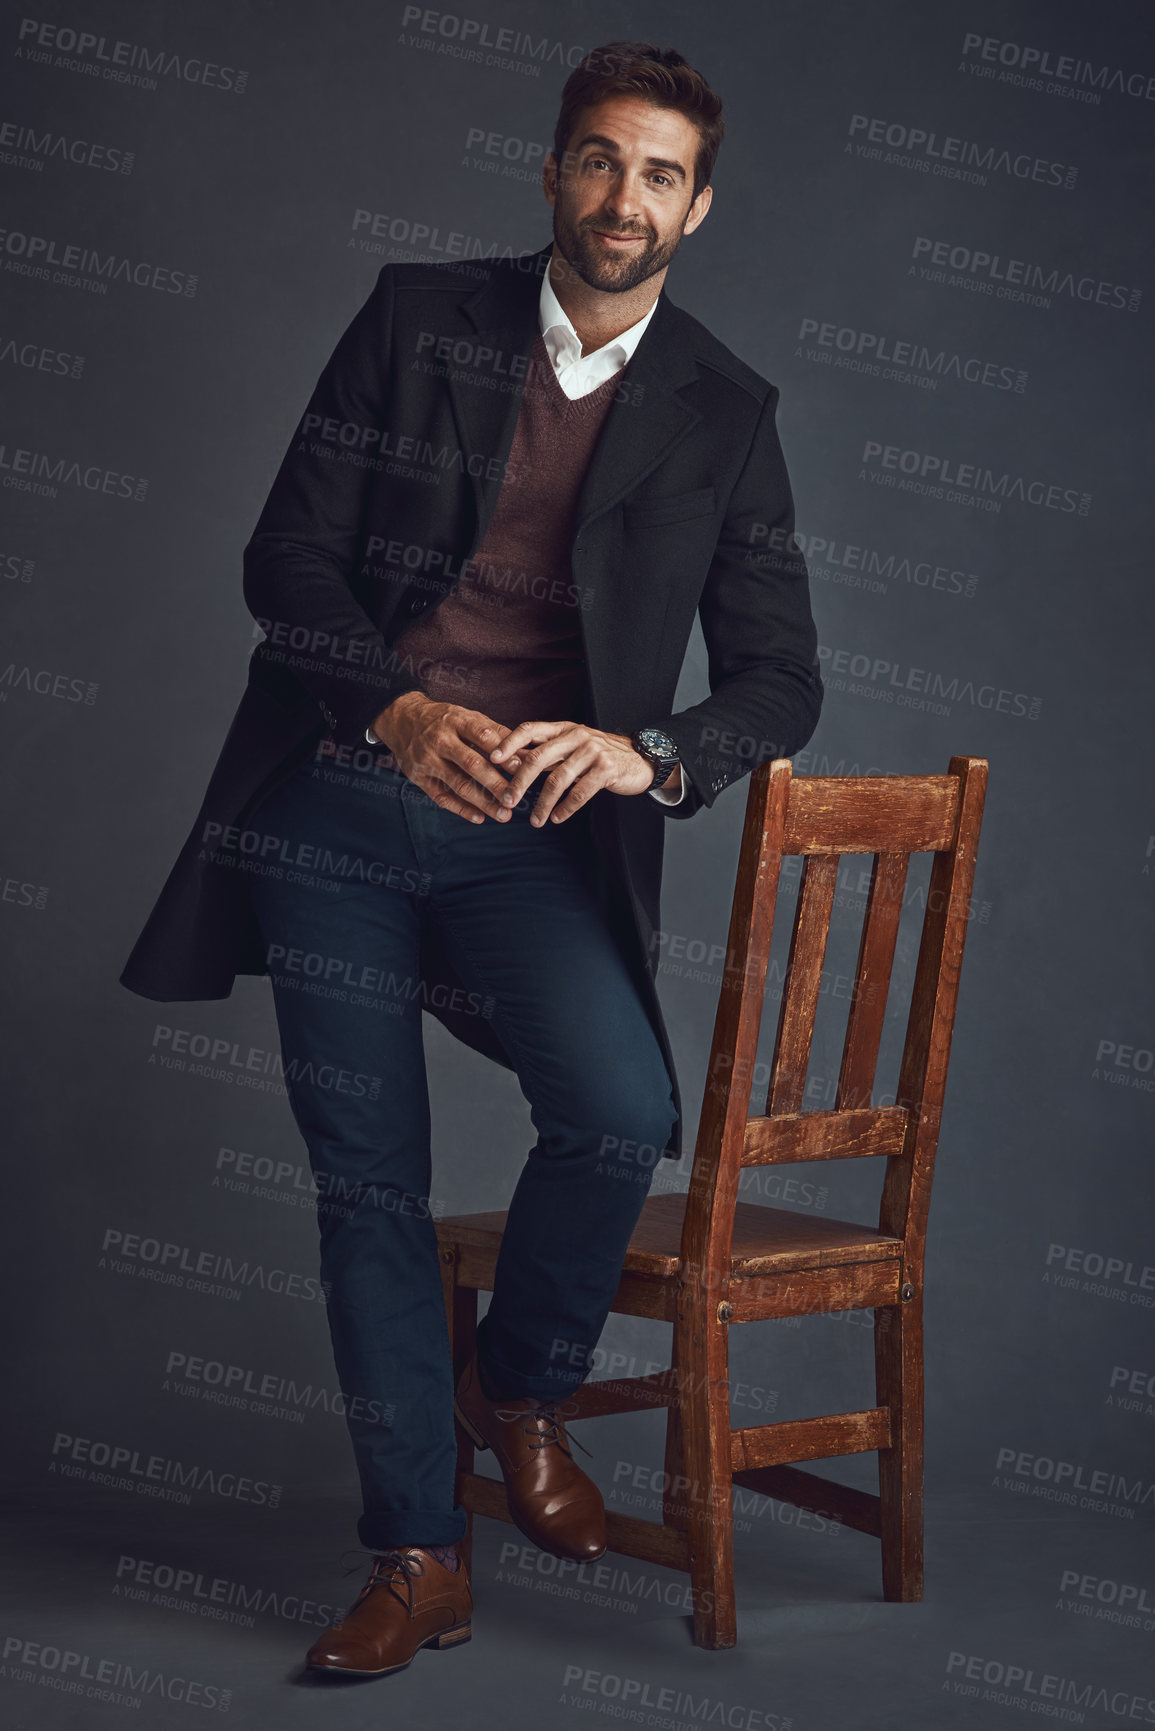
547 94 711 295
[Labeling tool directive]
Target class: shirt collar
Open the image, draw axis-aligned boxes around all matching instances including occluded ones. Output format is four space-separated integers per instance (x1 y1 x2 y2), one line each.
538 262 660 369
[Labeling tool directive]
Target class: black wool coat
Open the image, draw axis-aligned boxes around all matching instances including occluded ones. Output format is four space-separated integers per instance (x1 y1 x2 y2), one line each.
120 241 823 1159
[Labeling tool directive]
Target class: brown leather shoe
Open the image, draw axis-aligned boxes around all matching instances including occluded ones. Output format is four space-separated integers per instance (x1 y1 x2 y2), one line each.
305 1547 471 1677
455 1354 606 1561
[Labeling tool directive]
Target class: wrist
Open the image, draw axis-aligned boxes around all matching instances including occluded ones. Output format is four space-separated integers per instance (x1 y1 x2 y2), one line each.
368 689 427 749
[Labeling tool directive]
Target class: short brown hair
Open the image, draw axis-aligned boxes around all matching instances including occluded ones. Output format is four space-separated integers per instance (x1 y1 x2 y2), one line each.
553 40 724 203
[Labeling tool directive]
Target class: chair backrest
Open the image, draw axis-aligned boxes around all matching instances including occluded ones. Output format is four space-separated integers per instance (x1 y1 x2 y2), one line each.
680 755 988 1293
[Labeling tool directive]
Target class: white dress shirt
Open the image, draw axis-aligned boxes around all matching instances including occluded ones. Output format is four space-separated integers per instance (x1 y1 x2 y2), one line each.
537 269 685 805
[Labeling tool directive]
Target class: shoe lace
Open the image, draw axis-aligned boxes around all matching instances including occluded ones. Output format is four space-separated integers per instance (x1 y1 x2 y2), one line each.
340 1547 427 1618
493 1396 593 1459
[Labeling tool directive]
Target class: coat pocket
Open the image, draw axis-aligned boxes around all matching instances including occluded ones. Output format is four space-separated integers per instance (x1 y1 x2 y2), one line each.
622 485 716 528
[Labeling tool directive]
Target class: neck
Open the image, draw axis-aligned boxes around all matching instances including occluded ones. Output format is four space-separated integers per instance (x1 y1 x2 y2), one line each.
547 245 663 356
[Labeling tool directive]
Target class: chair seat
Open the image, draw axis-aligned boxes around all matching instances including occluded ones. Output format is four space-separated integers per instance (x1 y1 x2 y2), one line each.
436 1192 903 1279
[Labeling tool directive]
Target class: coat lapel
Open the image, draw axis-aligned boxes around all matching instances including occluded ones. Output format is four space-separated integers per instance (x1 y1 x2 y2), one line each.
441 247 547 555
443 241 703 552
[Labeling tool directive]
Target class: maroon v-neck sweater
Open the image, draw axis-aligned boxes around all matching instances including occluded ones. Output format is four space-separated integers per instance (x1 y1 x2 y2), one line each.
396 329 620 729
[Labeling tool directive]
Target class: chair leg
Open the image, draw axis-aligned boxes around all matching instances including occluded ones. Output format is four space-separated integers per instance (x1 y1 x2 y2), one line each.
662 1337 687 1531
441 1250 478 1576
874 1294 924 1600
676 1315 737 1649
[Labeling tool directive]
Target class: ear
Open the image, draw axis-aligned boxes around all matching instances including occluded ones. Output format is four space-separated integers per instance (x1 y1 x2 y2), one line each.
683 184 713 236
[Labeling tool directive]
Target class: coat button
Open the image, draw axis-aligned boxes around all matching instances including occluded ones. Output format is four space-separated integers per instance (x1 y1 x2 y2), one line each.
406 595 426 616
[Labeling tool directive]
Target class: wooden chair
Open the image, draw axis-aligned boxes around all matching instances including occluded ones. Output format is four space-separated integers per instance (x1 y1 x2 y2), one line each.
436 753 988 1648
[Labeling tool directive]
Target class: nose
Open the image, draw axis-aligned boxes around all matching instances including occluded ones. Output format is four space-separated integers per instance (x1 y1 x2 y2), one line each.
599 177 645 226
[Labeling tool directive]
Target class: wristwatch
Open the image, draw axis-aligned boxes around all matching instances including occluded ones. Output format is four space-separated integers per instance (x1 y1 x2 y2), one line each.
630 726 680 789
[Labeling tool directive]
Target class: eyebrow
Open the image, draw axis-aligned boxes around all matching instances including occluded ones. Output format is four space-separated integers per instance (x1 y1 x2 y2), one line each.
571 133 687 181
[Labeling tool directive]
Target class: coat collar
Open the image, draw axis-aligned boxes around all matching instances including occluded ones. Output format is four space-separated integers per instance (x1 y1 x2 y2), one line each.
443 241 703 545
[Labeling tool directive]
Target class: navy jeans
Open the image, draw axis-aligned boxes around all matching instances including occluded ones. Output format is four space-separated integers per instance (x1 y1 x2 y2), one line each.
244 747 677 1549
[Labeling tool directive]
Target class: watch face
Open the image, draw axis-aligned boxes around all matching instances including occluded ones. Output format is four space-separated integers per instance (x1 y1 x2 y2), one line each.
637 728 676 755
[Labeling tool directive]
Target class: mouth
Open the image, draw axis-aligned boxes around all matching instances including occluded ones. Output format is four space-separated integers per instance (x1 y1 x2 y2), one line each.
589 228 647 248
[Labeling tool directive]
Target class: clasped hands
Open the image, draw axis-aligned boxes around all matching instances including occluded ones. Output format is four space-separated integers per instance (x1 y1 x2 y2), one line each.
370 691 674 826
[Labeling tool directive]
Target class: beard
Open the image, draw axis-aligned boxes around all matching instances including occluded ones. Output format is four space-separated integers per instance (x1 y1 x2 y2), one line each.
551 200 684 295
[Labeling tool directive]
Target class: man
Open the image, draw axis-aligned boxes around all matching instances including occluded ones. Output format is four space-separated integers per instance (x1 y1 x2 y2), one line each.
121 40 822 1677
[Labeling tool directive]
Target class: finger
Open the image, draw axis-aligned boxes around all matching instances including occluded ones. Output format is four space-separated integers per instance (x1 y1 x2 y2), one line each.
545 761 608 824
443 740 519 808
529 747 598 825
489 719 565 763
435 758 511 819
411 769 488 824
455 714 523 774
501 731 584 807
458 715 513 762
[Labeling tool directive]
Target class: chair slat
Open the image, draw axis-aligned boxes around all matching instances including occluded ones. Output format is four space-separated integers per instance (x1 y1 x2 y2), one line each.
742 1106 909 1165
565 1373 679 1420
837 853 910 1109
784 776 958 854
731 1464 882 1537
728 1258 901 1321
766 852 839 1114
461 1471 691 1570
730 1408 892 1472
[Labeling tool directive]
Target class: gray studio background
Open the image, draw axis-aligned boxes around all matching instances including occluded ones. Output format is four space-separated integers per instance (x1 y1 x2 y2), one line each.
2 1 1152 1727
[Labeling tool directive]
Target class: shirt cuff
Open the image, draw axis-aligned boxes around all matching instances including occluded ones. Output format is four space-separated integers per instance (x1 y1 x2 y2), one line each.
648 765 686 806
